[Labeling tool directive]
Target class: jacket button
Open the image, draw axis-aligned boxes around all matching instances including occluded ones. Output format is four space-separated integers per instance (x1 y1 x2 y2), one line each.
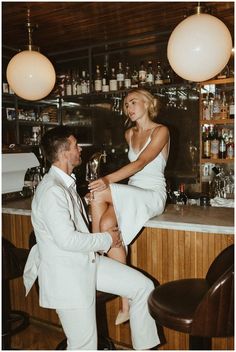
92 259 95 263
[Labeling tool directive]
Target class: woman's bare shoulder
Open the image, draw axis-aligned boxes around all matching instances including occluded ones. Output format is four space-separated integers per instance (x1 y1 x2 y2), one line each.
153 123 169 135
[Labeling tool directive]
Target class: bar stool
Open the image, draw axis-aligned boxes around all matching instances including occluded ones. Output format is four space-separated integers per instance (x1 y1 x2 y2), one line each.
29 231 117 350
148 244 234 350
2 237 30 350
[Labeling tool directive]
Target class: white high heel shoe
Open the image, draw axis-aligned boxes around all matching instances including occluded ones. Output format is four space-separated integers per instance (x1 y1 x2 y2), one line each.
115 310 130 325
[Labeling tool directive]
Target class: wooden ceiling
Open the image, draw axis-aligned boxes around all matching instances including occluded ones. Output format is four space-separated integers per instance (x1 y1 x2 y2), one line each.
2 1 234 70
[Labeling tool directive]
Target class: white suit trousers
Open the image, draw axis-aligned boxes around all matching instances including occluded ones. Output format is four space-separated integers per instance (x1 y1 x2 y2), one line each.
56 255 159 350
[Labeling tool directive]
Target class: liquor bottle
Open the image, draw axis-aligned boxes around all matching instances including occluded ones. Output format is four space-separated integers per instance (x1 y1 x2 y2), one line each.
163 64 172 84
218 129 226 159
65 72 72 96
202 126 211 158
76 72 82 96
86 72 91 94
138 61 147 86
212 90 221 119
94 65 102 92
210 125 219 159
226 137 234 159
154 61 164 85
146 60 154 86
131 65 139 88
220 91 229 119
109 68 118 91
71 71 77 95
202 93 210 120
102 64 109 92
176 184 188 205
116 62 124 90
81 70 88 94
229 91 234 119
124 63 131 89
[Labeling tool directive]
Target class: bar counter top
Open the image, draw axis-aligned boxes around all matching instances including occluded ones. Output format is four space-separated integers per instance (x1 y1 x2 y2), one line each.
2 197 234 235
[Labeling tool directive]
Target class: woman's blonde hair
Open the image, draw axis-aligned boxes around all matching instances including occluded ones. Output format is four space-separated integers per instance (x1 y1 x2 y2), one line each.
123 88 160 127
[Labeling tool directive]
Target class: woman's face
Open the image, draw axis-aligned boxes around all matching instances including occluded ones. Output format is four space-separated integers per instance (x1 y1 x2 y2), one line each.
124 92 148 122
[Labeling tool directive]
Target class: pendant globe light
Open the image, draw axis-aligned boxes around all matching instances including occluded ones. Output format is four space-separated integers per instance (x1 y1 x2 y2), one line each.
167 4 232 82
6 9 56 101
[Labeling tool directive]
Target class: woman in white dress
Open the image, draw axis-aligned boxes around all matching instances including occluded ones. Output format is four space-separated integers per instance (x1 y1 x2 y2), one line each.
88 88 170 325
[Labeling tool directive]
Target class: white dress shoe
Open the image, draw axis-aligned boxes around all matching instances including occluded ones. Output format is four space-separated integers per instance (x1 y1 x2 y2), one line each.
115 310 130 325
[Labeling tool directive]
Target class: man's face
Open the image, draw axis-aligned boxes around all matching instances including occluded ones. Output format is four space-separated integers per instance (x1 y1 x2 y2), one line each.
65 135 82 168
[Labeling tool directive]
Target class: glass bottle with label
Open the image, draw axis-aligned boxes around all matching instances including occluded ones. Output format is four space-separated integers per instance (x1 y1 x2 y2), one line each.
202 126 211 159
229 91 234 119
81 70 88 94
146 60 154 86
226 137 234 159
131 65 139 88
218 129 226 159
124 63 131 89
117 62 124 90
76 72 82 96
109 67 118 91
94 65 102 92
102 64 109 92
202 93 211 120
138 61 147 86
220 91 229 119
155 61 164 85
212 90 221 119
210 125 219 159
65 71 72 96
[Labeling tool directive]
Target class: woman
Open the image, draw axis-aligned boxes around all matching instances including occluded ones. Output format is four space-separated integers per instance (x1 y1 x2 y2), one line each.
88 88 170 325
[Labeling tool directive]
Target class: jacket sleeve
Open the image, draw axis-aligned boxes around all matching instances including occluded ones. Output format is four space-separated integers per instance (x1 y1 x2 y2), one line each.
32 185 112 253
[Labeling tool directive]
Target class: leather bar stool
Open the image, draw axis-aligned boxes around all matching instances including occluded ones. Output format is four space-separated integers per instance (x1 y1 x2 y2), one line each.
148 244 234 350
2 237 30 350
29 231 117 350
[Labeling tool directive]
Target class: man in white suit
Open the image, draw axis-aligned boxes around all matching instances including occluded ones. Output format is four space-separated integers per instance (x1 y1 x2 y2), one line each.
23 126 159 350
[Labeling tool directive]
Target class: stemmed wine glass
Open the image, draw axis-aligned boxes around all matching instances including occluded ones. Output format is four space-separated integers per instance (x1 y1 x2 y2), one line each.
86 160 98 199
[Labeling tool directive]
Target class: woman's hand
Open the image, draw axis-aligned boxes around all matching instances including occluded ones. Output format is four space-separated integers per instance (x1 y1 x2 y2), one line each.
88 177 109 192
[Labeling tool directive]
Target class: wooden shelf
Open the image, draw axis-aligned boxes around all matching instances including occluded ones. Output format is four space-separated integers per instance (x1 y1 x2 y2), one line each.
199 77 234 85
200 119 234 125
201 158 234 164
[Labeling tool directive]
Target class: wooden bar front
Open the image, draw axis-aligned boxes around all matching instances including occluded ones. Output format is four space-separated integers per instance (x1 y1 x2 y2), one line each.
2 213 234 350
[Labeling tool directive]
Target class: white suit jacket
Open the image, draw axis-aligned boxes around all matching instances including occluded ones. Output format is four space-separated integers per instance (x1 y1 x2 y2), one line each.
23 167 112 309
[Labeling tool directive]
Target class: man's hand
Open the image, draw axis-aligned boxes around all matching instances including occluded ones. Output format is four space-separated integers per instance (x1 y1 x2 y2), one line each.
107 226 122 248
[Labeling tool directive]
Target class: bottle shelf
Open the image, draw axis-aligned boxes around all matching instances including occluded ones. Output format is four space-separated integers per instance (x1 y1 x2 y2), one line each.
200 119 234 125
199 77 234 85
201 158 234 164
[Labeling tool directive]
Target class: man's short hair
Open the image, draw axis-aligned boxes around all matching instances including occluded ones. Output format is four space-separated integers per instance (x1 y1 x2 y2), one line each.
41 126 76 164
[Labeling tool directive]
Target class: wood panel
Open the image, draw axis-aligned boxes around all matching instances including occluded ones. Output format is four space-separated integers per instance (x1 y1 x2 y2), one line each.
106 227 234 350
2 213 234 349
2 213 60 326
2 2 234 64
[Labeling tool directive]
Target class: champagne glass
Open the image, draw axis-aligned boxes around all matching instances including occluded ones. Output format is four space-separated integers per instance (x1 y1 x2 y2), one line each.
86 160 98 199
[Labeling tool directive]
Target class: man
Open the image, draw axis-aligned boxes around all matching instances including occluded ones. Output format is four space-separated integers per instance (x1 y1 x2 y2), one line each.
23 126 159 350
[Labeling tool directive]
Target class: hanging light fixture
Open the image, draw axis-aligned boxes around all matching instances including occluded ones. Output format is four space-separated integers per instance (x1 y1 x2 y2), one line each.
167 4 232 82
6 9 56 101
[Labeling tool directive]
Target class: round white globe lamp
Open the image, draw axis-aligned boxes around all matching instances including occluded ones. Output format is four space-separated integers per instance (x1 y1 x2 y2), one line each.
6 9 56 101
167 11 232 82
7 50 56 101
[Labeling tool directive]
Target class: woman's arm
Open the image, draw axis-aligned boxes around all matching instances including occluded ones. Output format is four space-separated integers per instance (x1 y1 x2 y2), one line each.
89 125 169 192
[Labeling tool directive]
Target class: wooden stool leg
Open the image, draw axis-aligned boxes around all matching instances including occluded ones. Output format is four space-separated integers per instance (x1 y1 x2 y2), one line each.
189 336 212 350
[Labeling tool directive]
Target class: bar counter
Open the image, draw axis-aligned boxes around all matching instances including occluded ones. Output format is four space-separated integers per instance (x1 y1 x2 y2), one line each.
2 198 234 350
2 197 234 234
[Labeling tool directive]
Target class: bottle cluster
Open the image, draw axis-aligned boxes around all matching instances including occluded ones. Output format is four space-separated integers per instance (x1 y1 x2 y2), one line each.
61 60 174 96
202 125 234 160
202 89 234 120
